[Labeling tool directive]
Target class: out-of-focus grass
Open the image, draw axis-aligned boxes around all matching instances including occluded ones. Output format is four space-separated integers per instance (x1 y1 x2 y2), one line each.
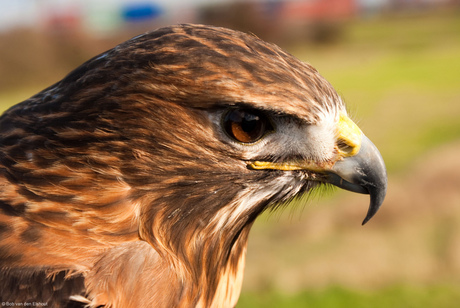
238 284 460 308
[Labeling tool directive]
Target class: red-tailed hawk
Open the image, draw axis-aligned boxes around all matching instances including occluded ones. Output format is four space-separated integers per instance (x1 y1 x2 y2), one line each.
0 24 386 307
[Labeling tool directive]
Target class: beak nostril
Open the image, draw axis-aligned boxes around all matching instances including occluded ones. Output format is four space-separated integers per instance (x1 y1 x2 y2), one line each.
336 113 362 157
337 138 355 156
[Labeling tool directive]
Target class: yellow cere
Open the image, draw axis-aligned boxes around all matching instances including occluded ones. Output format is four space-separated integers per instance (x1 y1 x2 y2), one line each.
336 113 363 157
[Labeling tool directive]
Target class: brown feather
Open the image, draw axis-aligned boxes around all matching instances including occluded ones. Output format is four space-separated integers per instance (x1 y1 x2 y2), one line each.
0 24 344 307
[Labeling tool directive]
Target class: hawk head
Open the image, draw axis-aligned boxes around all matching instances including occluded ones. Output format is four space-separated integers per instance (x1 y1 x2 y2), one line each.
0 24 386 307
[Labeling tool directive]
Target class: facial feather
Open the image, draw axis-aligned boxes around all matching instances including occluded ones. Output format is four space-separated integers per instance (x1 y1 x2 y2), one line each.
0 24 380 308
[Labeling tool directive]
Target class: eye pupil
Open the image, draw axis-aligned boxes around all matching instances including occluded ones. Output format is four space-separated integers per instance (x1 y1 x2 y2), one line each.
224 109 270 143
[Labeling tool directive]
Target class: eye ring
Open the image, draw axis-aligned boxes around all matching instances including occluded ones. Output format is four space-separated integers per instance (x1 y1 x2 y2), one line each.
223 108 272 144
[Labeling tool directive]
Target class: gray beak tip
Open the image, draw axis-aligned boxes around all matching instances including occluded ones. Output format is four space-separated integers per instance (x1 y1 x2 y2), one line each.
362 209 377 226
329 135 387 225
362 170 387 226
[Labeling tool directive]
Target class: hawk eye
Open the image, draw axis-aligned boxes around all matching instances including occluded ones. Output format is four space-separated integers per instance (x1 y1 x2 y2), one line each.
223 108 271 143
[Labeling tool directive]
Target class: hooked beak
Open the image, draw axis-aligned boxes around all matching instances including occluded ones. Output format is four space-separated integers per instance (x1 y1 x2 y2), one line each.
326 134 387 225
248 113 387 225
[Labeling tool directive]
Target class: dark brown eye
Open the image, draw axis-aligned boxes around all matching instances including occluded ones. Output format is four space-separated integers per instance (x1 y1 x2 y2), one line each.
223 109 271 143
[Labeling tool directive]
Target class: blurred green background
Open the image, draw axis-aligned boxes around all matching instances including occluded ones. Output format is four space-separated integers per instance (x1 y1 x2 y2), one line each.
0 1 459 307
